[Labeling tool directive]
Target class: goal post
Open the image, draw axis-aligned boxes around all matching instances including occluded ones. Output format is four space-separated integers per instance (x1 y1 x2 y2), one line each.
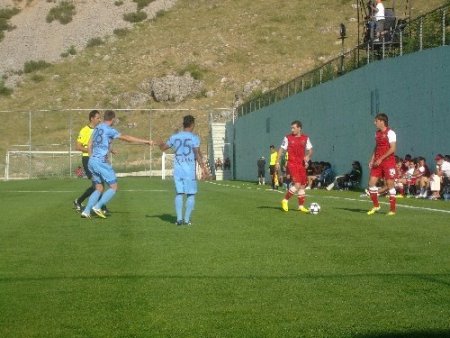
161 152 174 180
5 150 81 181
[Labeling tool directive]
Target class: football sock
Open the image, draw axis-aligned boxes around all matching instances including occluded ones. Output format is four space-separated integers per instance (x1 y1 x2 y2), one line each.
175 194 183 222
389 188 396 212
185 194 195 222
78 185 95 204
369 186 379 207
95 189 116 209
84 190 101 213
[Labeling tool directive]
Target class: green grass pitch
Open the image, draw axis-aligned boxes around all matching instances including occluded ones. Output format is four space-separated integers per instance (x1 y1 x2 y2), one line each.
0 177 449 337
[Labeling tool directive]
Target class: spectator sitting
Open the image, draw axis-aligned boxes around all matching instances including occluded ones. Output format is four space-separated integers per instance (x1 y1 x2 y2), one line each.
313 162 334 189
327 161 362 191
436 154 450 200
393 157 407 197
75 166 84 178
306 161 321 189
415 156 431 198
215 158 223 170
224 157 231 170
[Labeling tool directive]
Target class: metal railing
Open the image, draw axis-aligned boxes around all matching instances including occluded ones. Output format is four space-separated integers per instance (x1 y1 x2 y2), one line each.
236 3 450 117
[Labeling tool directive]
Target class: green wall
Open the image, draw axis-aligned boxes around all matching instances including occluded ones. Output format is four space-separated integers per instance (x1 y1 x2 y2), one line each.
232 46 450 183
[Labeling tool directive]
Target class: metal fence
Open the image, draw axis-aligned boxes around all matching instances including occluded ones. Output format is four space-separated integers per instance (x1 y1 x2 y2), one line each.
236 3 450 117
0 108 212 180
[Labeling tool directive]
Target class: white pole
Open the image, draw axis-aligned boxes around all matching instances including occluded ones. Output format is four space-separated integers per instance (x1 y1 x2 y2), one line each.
5 152 9 181
161 152 166 180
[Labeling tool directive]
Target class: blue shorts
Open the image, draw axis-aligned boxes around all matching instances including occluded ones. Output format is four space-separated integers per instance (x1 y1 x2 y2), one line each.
88 158 117 185
174 177 197 195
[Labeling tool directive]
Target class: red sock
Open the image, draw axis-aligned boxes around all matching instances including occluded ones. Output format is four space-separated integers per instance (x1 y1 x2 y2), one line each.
389 195 396 212
370 191 379 207
298 195 305 206
284 191 294 200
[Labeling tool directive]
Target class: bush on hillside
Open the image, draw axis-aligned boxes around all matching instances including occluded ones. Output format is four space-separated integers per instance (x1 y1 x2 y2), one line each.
86 37 104 48
177 63 206 81
46 1 76 25
113 28 130 37
133 0 155 11
0 7 20 41
123 11 147 23
23 60 51 73
0 80 12 96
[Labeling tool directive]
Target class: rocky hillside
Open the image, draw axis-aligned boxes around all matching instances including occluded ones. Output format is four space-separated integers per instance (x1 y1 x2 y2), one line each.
0 0 177 86
0 0 445 112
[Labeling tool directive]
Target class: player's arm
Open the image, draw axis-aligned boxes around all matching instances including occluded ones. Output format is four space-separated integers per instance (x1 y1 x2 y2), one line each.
87 135 93 156
374 142 396 166
159 142 170 152
118 134 153 145
368 146 377 168
75 130 89 154
275 148 284 171
194 147 208 179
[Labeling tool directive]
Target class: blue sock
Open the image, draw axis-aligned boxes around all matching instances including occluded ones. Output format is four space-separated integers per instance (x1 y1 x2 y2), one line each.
84 190 101 214
94 189 116 209
175 194 183 222
185 194 195 222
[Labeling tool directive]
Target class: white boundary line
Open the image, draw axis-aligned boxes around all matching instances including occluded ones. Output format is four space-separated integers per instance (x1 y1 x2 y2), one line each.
3 189 168 193
205 181 450 214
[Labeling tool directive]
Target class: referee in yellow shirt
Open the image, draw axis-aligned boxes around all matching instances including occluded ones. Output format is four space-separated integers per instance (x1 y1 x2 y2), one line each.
73 110 102 211
269 145 279 190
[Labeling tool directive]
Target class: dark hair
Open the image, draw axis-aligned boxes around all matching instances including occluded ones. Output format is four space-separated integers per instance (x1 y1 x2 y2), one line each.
89 109 100 121
270 145 275 149
291 120 302 128
375 113 389 126
183 115 195 128
104 110 116 121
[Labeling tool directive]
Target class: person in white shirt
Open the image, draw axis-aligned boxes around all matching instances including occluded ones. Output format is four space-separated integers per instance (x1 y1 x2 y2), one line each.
370 0 385 41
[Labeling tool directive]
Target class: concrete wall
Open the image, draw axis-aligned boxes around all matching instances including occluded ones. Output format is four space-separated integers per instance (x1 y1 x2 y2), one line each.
232 46 450 183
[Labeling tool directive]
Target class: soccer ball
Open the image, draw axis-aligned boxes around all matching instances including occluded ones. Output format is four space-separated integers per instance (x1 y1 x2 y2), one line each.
309 202 321 215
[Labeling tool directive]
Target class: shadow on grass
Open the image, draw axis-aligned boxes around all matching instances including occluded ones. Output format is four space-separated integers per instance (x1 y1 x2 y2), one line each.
353 329 450 338
335 207 369 214
257 205 285 210
145 213 176 224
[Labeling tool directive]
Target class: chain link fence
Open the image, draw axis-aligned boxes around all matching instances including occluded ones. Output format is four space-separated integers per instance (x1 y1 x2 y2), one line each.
0 108 214 180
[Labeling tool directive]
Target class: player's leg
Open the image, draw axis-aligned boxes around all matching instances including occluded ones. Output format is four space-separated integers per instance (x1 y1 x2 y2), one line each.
386 179 396 215
384 164 397 215
281 165 299 211
92 162 117 218
184 179 198 224
174 177 185 225
367 171 381 215
94 182 117 212
74 157 94 211
82 183 103 218
296 168 309 213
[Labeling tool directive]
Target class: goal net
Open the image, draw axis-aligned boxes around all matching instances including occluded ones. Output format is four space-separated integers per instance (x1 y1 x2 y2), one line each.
161 152 174 180
5 150 81 180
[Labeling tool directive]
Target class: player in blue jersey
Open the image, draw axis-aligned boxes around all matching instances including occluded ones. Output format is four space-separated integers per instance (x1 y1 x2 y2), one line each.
81 110 153 219
159 115 208 226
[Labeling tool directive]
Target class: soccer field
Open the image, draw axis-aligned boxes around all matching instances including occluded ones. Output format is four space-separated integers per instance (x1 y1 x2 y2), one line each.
0 177 449 338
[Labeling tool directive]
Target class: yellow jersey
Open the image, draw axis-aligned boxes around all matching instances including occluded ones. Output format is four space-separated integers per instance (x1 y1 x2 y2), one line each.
77 125 94 157
270 151 278 166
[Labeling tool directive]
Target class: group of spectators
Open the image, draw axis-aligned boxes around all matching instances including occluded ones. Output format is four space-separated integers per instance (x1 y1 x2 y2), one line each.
214 157 231 171
256 151 450 201
386 153 450 200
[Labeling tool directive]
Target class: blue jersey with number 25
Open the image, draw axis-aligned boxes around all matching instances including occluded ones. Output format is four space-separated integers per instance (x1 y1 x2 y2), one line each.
166 131 200 179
